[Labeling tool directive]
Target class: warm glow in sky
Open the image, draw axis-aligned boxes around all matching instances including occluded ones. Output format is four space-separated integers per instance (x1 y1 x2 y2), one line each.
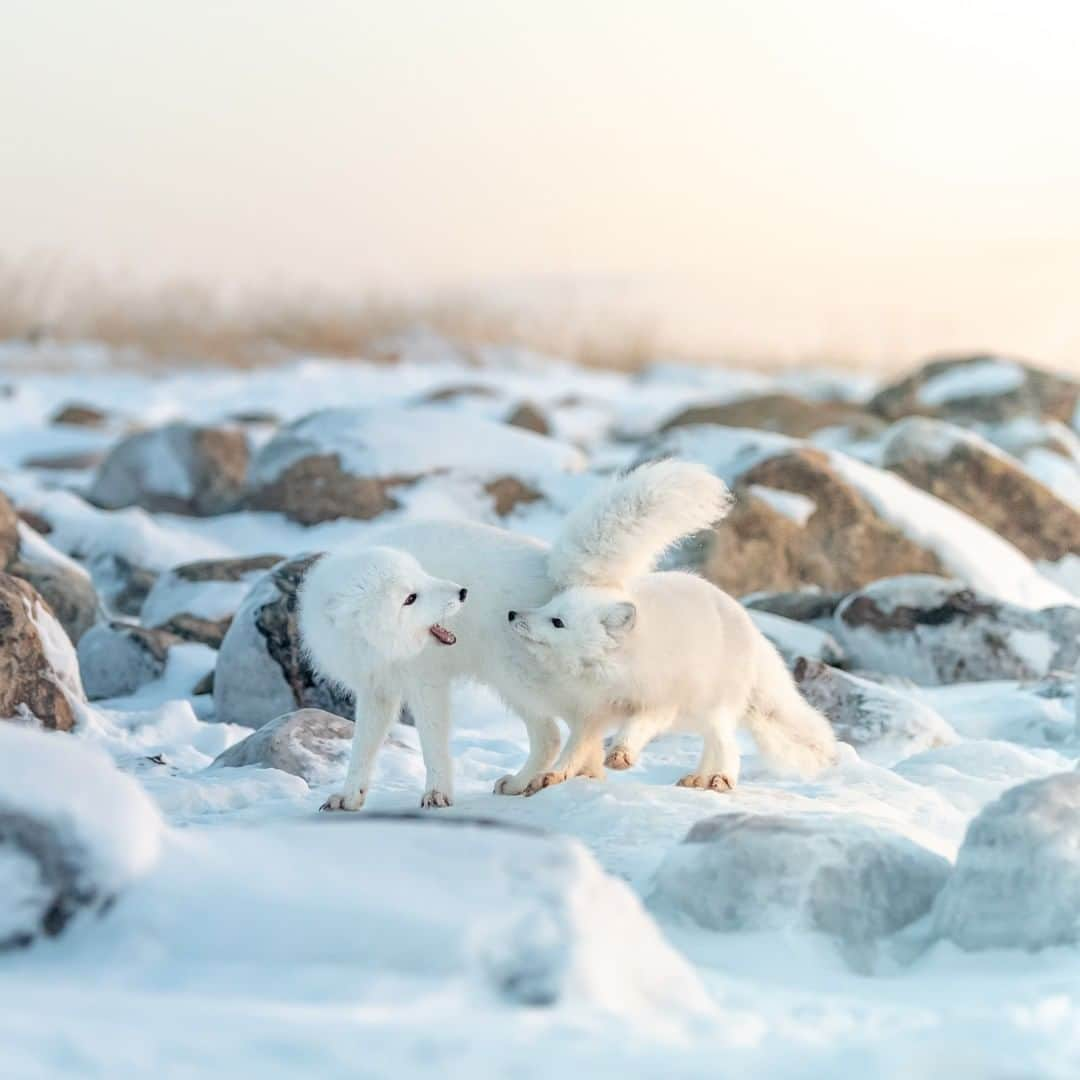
4 0 1080 368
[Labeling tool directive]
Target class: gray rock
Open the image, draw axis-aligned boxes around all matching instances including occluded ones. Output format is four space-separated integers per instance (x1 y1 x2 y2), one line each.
748 610 846 668
834 575 1080 684
140 553 283 628
213 555 355 728
90 554 159 617
88 422 249 516
651 813 950 950
209 708 356 784
794 658 956 765
931 772 1080 951
744 589 849 623
77 621 182 700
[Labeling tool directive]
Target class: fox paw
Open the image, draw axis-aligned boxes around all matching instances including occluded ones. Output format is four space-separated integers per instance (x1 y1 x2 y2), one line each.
676 773 735 792
420 790 452 809
523 771 567 797
604 745 635 770
321 791 365 811
494 774 526 796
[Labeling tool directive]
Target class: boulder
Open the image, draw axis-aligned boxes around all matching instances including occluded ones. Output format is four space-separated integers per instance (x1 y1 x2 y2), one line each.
0 725 161 949
0 574 85 730
931 772 1080 951
208 708 356 784
881 418 1080 566
650 813 950 948
747 610 846 668
140 553 283 628
484 476 543 517
660 393 881 438
246 406 583 525
77 622 183 700
869 355 1079 425
505 402 551 435
691 449 943 595
23 450 106 471
833 575 1080 684
154 613 232 649
213 555 355 728
793 658 956 765
743 589 848 623
50 403 109 427
88 422 249 516
90 554 159 617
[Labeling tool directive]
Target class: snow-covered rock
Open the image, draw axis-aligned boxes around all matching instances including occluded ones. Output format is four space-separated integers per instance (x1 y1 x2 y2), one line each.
659 392 881 438
77 621 182 700
209 708 355 784
0 725 162 949
246 405 584 524
88 422 249 516
793 658 956 764
881 417 1080 572
650 812 950 948
834 576 1080 684
931 771 1080 951
213 554 354 728
870 355 1079 425
748 610 846 667
140 553 283 628
0 573 85 730
743 588 848 623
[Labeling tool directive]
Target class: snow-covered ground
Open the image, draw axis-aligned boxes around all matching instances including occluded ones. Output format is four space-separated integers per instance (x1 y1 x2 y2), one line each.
1 341 1078 1078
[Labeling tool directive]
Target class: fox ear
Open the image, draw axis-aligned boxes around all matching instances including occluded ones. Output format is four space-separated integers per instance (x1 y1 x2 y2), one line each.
600 601 636 638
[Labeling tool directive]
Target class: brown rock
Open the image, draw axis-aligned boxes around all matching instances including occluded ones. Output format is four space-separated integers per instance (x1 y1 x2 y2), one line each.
15 509 52 536
484 476 543 517
157 612 233 649
696 449 942 596
0 575 81 730
0 493 19 568
505 402 551 435
420 383 499 403
173 554 284 583
870 356 1079 424
246 454 413 525
881 419 1080 564
50 403 108 427
23 451 106 471
661 393 882 438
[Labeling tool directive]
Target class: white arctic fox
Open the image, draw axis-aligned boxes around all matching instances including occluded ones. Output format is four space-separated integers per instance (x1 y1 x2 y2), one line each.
508 574 837 793
299 546 467 809
310 460 733 808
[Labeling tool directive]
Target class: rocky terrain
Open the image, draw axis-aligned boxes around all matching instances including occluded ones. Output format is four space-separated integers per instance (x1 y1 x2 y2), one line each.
0 341 1077 1077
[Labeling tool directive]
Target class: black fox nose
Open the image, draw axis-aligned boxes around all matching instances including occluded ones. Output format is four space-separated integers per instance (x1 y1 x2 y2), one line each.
459 587 468 602
507 610 517 622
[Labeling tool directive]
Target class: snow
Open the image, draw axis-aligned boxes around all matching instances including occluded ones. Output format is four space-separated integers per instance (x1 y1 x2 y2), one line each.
0 343 1077 1076
916 358 1026 407
747 484 817 525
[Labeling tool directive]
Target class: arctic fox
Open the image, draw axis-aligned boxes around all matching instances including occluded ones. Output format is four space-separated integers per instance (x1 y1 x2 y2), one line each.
508 574 838 792
299 546 466 809
317 460 734 806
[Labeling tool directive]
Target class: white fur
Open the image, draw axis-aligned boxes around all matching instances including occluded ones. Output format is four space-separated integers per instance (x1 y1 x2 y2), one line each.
547 460 733 588
510 573 837 791
298 546 465 809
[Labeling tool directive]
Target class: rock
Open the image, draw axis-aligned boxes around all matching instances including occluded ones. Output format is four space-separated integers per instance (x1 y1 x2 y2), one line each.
419 383 500 403
660 393 881 438
505 402 550 435
0 574 85 730
155 613 232 649
140 553 283 628
23 450 106 471
246 406 583 525
88 422 249 516
213 555 355 728
0 725 162 949
0 493 20 568
650 813 950 949
833 575 1080 684
77 621 183 700
484 476 543 517
15 509 52 536
208 708 355 784
881 418 1080 565
744 589 848 622
7 523 100 644
793 658 956 765
50 403 109 427
931 772 1080 951
91 554 159 617
870 355 1079 425
690 449 942 595
747 610 846 668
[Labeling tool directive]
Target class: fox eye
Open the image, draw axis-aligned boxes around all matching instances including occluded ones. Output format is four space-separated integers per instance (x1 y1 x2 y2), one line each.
404 593 418 606
551 618 564 628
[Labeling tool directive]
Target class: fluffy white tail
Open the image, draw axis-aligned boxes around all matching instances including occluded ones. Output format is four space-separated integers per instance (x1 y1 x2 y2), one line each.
548 460 733 588
745 642 838 777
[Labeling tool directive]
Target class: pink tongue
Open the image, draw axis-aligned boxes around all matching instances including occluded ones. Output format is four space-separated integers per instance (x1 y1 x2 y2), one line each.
430 624 456 645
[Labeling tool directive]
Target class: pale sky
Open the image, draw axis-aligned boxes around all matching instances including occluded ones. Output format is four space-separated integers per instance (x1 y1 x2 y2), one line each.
4 0 1080 369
